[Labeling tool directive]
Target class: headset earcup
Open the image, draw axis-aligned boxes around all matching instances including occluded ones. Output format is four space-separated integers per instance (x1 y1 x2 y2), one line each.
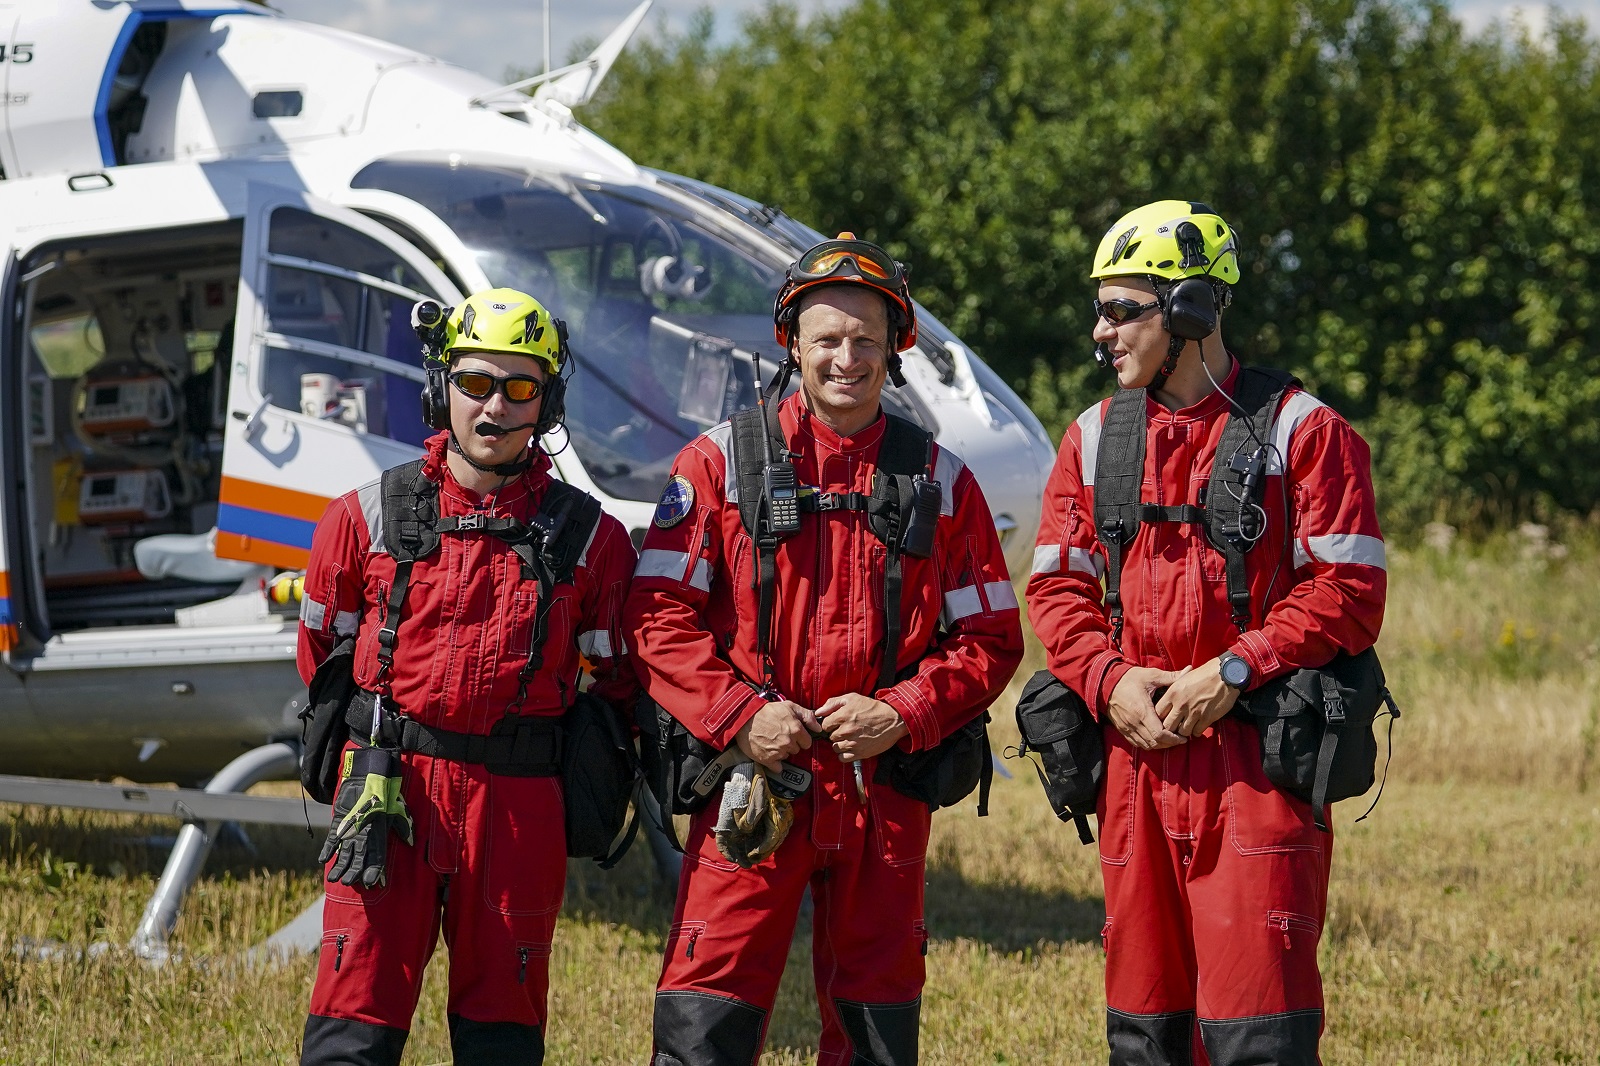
536 373 567 436
1163 278 1218 341
422 366 449 429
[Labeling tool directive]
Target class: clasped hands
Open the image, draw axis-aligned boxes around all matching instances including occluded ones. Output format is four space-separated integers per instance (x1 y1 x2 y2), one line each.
1106 657 1240 751
735 693 909 772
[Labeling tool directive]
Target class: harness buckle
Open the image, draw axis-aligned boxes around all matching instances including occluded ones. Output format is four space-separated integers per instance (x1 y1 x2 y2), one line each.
816 492 843 511
456 513 486 532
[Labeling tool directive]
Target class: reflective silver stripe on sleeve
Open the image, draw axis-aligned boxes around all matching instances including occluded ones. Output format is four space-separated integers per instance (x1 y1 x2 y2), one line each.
333 610 359 636
984 580 1019 611
704 421 736 504
1077 404 1105 487
941 585 983 627
636 548 692 582
689 557 714 592
932 447 965 516
1067 547 1105 580
576 513 601 569
1032 544 1061 575
578 629 618 659
1266 392 1328 474
1302 533 1387 569
355 477 386 554
300 596 327 631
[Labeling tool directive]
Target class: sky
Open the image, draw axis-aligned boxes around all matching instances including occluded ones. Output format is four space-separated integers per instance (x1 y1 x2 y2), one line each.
265 0 1579 85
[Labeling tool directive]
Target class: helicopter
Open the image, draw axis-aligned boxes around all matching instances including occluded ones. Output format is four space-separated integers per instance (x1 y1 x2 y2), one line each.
0 0 1056 791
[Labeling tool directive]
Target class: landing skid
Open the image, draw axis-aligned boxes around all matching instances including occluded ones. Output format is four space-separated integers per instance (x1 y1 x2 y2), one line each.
0 742 332 963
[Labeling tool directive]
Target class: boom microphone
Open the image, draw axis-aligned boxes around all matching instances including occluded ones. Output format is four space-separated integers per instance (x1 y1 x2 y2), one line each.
1093 343 1113 371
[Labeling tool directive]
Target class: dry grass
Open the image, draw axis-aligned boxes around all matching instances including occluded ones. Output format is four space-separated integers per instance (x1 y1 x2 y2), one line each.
1 536 1597 1063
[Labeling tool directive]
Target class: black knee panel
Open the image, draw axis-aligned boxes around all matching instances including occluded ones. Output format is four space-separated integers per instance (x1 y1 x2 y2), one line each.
447 1014 544 1064
301 1013 408 1066
651 990 767 1066
1107 1007 1194 1066
834 997 921 1066
1199 1009 1322 1066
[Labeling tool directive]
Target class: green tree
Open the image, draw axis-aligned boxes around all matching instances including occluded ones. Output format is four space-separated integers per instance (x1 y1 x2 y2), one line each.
585 0 1600 534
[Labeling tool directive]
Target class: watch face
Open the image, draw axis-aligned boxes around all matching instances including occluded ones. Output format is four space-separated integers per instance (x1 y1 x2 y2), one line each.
1222 656 1250 687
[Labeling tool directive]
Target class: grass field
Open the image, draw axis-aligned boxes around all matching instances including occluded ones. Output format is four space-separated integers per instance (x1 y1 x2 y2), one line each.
2 532 1598 1063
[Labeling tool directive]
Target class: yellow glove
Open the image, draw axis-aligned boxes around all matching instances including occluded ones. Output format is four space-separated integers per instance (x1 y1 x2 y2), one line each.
318 747 414 889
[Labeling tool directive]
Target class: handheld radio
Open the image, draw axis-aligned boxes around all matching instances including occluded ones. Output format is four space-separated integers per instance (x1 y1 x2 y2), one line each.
751 352 802 538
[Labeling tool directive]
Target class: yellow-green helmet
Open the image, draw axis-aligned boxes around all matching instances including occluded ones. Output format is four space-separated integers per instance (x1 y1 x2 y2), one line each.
440 288 563 375
1090 200 1240 286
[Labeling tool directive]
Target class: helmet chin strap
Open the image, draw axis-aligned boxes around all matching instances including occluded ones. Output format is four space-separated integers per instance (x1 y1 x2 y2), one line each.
1149 334 1185 391
449 427 535 477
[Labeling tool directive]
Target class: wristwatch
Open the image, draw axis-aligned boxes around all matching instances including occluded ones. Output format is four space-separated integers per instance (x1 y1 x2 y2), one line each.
1218 651 1252 690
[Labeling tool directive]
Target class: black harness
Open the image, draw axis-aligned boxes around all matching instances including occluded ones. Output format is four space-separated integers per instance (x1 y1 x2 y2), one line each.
1094 365 1297 643
727 400 993 816
363 458 603 770
730 405 939 694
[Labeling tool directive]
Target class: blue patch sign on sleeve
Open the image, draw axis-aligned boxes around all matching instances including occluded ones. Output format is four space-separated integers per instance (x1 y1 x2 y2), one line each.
653 475 695 528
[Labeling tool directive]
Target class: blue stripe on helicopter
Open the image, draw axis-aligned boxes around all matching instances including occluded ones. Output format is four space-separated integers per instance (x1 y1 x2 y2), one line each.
216 504 316 551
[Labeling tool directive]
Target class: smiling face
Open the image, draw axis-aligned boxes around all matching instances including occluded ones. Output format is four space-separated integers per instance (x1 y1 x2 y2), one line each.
446 350 547 469
792 285 892 437
1091 277 1171 390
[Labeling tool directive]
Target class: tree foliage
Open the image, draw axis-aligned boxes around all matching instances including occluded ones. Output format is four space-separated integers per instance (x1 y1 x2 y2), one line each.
584 0 1600 533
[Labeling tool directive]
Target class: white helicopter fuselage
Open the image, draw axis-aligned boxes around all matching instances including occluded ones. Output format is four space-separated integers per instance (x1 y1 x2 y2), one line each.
0 0 1056 783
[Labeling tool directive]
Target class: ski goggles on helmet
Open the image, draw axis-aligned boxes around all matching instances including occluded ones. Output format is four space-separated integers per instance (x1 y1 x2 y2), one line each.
1093 296 1161 325
791 238 905 288
448 369 546 404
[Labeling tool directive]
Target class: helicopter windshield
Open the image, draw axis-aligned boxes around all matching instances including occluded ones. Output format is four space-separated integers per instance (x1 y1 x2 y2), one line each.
353 158 933 502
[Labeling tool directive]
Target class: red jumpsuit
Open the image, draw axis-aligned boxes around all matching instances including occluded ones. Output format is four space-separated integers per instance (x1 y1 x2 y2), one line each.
296 432 638 1066
1027 361 1387 1066
625 394 1023 1066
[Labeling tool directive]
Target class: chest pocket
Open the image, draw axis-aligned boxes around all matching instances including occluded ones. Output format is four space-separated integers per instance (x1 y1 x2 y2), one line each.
511 584 575 661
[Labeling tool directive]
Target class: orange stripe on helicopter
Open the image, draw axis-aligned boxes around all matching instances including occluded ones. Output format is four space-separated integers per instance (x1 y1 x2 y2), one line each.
219 476 334 523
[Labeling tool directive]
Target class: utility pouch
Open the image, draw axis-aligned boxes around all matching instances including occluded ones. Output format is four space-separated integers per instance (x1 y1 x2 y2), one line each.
298 637 359 805
875 710 993 815
1011 670 1104 844
636 695 726 816
1240 646 1399 832
562 692 641 867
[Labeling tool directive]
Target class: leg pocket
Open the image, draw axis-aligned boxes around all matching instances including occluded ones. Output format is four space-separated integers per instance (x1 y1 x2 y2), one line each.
1221 734 1322 855
483 774 566 917
1097 728 1136 867
871 787 931 868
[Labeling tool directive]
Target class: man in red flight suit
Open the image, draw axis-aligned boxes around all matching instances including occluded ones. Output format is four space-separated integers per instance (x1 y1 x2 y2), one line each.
1027 202 1387 1065
296 289 638 1065
626 235 1023 1066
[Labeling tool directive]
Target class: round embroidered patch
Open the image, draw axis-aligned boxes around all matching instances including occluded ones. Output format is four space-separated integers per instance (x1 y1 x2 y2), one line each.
654 475 695 528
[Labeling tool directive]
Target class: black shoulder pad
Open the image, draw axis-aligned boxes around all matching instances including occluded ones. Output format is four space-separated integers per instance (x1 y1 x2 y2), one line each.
878 413 933 478
381 459 440 563
534 480 604 586
730 407 774 537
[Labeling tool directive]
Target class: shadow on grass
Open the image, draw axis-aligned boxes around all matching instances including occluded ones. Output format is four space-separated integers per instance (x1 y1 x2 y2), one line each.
925 862 1104 952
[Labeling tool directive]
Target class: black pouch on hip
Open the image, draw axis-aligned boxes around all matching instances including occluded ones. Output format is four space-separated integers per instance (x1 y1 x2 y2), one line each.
298 637 359 805
1240 646 1397 832
562 692 641 867
1011 669 1104 844
635 694 726 816
874 710 993 814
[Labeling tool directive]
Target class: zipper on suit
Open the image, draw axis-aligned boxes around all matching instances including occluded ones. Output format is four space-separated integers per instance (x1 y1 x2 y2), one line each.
518 946 529 984
685 927 701 960
333 934 347 972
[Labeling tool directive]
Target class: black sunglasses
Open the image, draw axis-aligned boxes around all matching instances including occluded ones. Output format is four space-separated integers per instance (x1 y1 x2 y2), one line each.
1093 297 1161 325
448 369 545 404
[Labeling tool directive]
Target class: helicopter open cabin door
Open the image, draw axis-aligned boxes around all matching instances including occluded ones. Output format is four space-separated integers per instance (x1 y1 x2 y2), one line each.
217 185 462 571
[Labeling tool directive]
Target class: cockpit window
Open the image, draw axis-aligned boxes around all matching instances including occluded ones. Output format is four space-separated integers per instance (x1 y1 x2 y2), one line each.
351 158 930 502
